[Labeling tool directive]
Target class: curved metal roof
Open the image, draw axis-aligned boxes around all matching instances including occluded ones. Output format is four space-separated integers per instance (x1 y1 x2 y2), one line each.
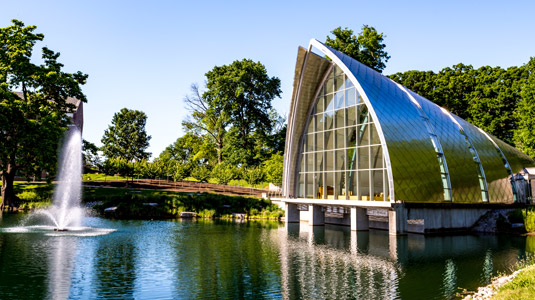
284 39 535 204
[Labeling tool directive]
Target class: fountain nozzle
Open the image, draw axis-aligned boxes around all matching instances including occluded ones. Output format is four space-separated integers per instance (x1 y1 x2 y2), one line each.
54 228 68 232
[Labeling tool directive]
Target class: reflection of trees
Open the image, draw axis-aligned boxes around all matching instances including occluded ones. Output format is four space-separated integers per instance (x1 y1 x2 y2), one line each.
0 232 48 299
89 226 137 298
171 220 283 299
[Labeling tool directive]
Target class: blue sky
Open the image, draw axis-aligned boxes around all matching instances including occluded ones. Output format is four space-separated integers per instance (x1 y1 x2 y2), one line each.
2 0 535 158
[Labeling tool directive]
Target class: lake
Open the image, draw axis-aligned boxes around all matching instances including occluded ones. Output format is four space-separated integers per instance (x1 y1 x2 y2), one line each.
0 213 532 299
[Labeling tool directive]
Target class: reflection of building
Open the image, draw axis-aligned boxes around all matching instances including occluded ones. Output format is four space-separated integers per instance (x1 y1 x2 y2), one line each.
278 39 535 234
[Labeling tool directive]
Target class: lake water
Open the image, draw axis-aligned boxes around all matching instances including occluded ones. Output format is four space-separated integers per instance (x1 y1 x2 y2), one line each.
0 213 532 299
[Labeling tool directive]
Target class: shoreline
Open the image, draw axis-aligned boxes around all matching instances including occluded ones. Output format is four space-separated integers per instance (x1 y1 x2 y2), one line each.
462 270 521 300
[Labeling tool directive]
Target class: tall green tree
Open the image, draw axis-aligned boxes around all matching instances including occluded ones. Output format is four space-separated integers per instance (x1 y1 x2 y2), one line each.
182 83 228 164
101 108 151 162
204 59 281 166
325 25 390 72
158 132 216 170
82 139 101 172
0 20 87 208
514 57 535 157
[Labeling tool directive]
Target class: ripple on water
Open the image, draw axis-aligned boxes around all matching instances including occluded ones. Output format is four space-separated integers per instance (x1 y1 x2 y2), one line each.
0 225 117 237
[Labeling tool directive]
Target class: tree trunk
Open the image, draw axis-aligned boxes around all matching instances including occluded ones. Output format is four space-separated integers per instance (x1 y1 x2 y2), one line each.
1 166 18 210
217 140 223 164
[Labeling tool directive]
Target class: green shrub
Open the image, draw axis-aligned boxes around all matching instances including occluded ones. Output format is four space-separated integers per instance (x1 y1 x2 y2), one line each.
523 208 535 233
527 236 535 254
198 209 216 218
17 191 41 202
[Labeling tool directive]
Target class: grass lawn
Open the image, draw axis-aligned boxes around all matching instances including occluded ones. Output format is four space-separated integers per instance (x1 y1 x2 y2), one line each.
494 265 535 300
83 173 129 181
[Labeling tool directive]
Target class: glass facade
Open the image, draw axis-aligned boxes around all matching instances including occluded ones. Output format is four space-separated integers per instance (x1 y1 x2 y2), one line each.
284 39 535 204
297 66 388 201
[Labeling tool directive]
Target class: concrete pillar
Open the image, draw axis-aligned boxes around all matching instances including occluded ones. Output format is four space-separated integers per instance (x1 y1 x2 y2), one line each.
388 204 407 235
308 204 325 226
350 207 369 231
285 203 300 223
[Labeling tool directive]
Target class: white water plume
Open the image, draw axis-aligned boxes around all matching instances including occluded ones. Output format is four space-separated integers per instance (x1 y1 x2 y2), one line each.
40 126 83 229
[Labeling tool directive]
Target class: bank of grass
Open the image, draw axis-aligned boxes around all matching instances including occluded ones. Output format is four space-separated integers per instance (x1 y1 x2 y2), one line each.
494 260 535 300
85 187 283 220
1 182 283 220
0 182 54 210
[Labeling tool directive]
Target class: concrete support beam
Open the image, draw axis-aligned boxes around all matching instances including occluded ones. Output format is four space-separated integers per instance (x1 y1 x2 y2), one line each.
350 207 369 231
388 204 407 235
308 204 325 226
285 203 300 223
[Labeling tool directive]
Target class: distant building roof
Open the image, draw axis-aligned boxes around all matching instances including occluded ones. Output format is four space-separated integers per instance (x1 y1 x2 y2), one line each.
13 91 84 132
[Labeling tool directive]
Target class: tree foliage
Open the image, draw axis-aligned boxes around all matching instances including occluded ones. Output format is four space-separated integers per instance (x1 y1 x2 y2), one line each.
0 20 87 208
243 167 265 187
514 57 535 157
101 108 151 162
102 157 133 178
204 59 281 166
211 163 235 185
389 63 528 146
191 165 211 183
182 83 228 164
263 152 284 186
82 139 101 172
325 25 390 72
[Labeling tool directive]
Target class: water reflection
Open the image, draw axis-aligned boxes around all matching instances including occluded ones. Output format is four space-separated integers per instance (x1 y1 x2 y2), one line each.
280 224 400 299
0 214 533 300
48 237 78 300
277 223 528 300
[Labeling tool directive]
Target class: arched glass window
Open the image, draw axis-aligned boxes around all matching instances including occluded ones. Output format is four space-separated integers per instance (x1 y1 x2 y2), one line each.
297 66 388 201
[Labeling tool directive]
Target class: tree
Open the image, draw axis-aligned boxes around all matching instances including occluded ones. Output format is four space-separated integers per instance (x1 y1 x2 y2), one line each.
102 157 132 178
467 66 525 145
388 63 528 145
211 163 235 185
172 161 188 182
182 83 229 164
101 108 151 162
82 139 101 172
158 133 216 173
263 152 284 186
325 25 390 72
243 167 264 187
191 165 211 183
204 59 281 166
0 20 87 208
514 57 535 157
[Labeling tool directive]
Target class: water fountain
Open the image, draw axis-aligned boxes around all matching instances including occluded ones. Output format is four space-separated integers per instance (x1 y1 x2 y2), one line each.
37 126 84 231
1 126 115 236
51 126 83 229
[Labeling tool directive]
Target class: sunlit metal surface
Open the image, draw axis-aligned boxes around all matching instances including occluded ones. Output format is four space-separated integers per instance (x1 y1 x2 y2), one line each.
330 46 445 203
284 39 535 204
283 47 331 197
454 116 513 203
489 135 535 174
